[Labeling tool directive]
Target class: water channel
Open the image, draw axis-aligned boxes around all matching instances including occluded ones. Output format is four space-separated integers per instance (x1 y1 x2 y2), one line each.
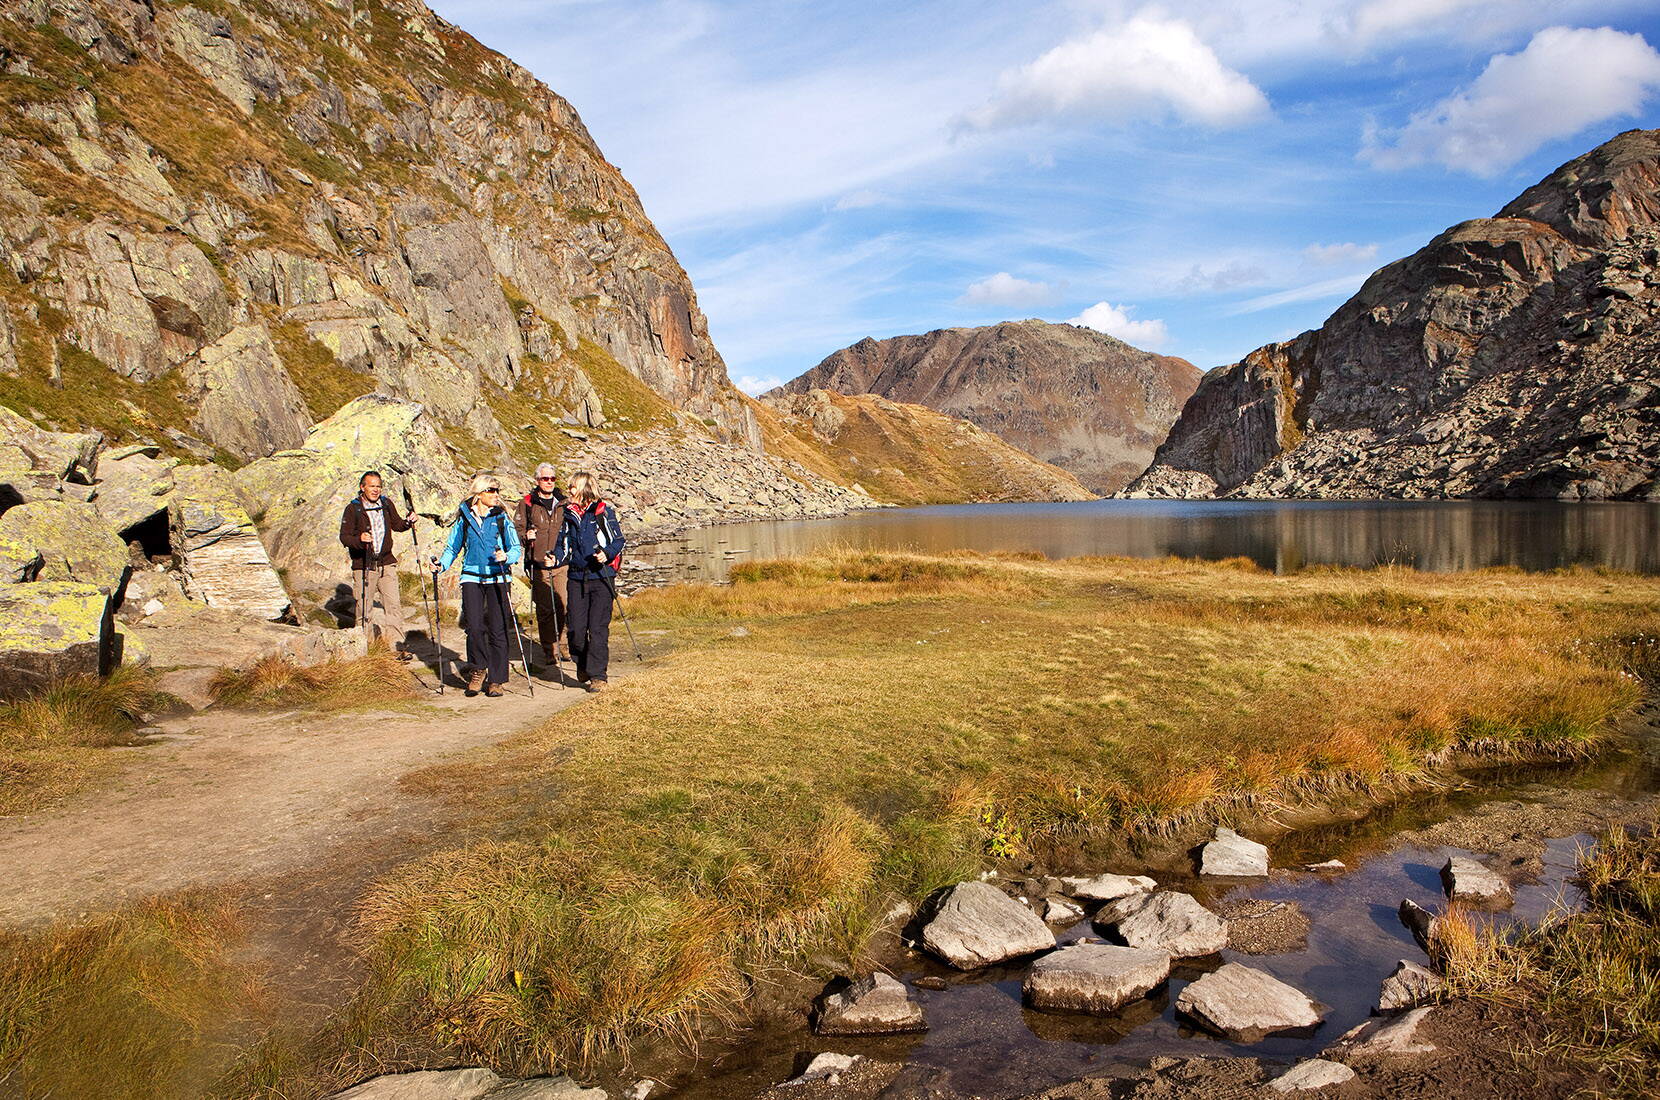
632 500 1660 584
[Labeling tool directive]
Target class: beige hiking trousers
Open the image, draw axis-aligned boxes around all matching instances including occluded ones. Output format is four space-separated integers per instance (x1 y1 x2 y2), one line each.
352 563 406 646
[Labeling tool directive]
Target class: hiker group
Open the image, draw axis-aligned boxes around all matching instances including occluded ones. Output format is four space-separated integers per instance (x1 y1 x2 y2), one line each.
340 465 625 698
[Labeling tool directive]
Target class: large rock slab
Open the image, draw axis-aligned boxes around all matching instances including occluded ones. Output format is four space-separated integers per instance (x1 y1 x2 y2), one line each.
0 581 118 698
0 403 102 486
328 1069 606 1100
1441 856 1513 908
0 500 131 592
1175 962 1324 1040
93 445 180 534
234 394 464 596
1023 944 1172 1013
814 972 925 1035
170 465 291 620
484 1077 608 1099
183 322 314 462
1327 1005 1436 1057
1269 1059 1356 1092
918 880 1056 969
1095 891 1228 957
1200 827 1270 876
1377 959 1443 1013
1058 872 1156 901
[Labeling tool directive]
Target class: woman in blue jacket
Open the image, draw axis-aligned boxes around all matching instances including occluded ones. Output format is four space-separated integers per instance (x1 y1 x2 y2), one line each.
553 470 625 691
433 473 523 697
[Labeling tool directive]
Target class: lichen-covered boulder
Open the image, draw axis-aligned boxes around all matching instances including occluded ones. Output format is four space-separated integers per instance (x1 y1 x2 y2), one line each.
183 322 314 462
0 581 117 698
233 394 465 595
170 465 291 620
0 403 103 486
0 500 131 592
93 445 180 534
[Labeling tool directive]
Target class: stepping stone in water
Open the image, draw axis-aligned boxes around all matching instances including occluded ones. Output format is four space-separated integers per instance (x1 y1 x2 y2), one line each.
1441 856 1513 908
1269 1059 1356 1092
1023 944 1173 1013
918 880 1056 969
780 1053 861 1088
814 973 926 1035
1058 872 1156 901
1042 896 1086 924
1175 962 1325 1041
1327 1005 1437 1057
1095 891 1228 957
1377 959 1444 1013
1200 826 1270 876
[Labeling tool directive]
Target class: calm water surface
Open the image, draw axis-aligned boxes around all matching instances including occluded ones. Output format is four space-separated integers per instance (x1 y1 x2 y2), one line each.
633 500 1660 582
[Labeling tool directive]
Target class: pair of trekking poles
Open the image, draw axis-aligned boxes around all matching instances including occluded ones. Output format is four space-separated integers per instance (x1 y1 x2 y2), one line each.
398 486 643 697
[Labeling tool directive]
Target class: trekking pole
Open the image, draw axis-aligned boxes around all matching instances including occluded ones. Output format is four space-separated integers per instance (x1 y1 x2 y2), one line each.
599 571 644 662
497 574 535 697
403 486 440 692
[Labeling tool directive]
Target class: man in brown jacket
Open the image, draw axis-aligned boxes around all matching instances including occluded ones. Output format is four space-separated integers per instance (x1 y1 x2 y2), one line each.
339 470 417 660
514 462 568 667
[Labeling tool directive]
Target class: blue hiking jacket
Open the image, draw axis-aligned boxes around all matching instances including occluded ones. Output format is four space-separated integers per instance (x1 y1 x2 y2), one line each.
553 499 625 579
437 503 523 583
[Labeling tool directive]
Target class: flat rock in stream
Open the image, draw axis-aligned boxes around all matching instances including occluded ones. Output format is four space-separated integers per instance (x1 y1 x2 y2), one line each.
1377 960 1444 1013
1199 827 1270 876
1328 1006 1437 1058
1023 944 1172 1013
1175 962 1325 1040
918 880 1055 969
1058 872 1156 901
1042 896 1085 924
1269 1059 1356 1092
1095 891 1228 957
814 973 925 1034
1441 856 1514 908
328 1070 605 1100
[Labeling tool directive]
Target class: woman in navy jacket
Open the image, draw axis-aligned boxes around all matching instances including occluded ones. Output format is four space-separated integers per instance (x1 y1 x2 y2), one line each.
434 473 524 697
553 469 625 691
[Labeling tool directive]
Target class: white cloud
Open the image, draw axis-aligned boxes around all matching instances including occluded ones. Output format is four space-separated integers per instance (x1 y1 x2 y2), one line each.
1067 301 1170 348
961 13 1271 131
1362 26 1660 175
832 189 890 211
1303 241 1379 265
960 271 1062 307
1224 273 1370 315
1176 260 1268 292
735 374 781 395
1349 0 1502 44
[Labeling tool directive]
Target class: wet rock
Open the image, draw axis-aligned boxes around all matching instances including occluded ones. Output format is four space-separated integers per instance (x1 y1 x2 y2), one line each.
0 581 120 699
1398 899 1439 952
484 1077 608 1099
328 1067 504 1100
1441 856 1514 907
1041 896 1085 924
170 465 291 620
781 1053 861 1087
1175 962 1324 1040
813 973 925 1035
1095 891 1228 957
919 880 1055 969
623 1083 657 1100
0 500 130 591
1378 959 1444 1013
1200 826 1269 876
1269 1059 1356 1092
913 975 948 991
1303 859 1346 873
1022 943 1172 1013
1328 1005 1437 1057
1059 872 1156 901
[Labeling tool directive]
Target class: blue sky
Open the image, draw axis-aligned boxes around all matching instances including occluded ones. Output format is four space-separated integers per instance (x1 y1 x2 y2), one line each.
428 0 1660 392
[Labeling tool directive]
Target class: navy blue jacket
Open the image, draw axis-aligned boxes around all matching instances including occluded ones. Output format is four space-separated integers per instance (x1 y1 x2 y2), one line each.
553 499 625 580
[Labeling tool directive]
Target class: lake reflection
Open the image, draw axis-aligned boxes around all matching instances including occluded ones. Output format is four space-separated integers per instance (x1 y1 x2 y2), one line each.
634 500 1660 583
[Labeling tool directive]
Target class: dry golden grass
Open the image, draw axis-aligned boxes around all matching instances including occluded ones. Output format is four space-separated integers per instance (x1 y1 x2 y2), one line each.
284 551 1655 1084
0 667 162 816
211 650 419 711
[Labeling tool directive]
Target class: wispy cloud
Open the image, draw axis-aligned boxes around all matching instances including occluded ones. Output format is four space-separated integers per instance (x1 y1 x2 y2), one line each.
1224 273 1370 315
1362 26 1660 175
959 272 1063 307
1303 241 1379 265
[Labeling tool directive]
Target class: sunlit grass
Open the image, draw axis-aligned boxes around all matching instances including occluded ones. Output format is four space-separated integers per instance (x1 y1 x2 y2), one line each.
0 667 162 815
211 650 418 711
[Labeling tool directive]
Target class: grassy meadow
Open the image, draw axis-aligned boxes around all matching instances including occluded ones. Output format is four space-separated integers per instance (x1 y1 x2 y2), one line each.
3 550 1656 1097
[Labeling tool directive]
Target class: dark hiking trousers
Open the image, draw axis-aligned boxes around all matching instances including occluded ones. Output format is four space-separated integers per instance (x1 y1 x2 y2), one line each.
460 581 511 685
566 575 614 682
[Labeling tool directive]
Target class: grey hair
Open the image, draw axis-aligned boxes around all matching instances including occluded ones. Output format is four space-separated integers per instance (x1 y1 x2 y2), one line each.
535 462 557 478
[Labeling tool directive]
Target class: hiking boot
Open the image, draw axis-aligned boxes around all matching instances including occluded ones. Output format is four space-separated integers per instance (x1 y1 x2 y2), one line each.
485 681 504 698
395 648 414 663
465 668 487 697
588 679 608 693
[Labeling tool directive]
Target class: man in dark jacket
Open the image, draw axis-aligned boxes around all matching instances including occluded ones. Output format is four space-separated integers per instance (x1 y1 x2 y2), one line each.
513 462 568 668
339 470 417 660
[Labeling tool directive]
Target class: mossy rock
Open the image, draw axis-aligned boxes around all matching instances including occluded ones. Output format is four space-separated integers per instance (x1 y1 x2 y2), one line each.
0 581 116 699
0 500 130 591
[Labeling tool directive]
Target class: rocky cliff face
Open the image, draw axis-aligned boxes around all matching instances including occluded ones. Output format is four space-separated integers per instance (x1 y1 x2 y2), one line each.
761 389 1094 504
0 0 759 467
769 320 1201 494
1127 130 1660 501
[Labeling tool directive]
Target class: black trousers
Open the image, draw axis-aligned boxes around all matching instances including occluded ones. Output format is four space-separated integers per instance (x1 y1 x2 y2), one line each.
460 581 511 685
566 575 614 682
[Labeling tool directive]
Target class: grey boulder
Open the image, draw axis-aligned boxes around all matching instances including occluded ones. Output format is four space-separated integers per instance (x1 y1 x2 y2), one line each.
1199 827 1270 876
1175 962 1324 1040
1398 899 1438 952
1269 1059 1356 1092
1328 1005 1436 1057
1041 896 1085 924
918 880 1055 969
1059 872 1156 901
1095 891 1227 957
1377 959 1444 1013
814 972 925 1035
1023 944 1171 1013
328 1071 607 1100
1441 856 1513 908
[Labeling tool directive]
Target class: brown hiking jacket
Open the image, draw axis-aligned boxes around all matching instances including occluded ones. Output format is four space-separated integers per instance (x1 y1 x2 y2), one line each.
514 487 566 571
339 495 413 566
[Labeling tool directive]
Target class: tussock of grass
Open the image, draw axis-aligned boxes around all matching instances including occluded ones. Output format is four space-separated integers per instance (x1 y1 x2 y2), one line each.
211 651 417 711
1439 826 1660 1096
0 891 258 1099
0 668 162 816
232 553 1659 1087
